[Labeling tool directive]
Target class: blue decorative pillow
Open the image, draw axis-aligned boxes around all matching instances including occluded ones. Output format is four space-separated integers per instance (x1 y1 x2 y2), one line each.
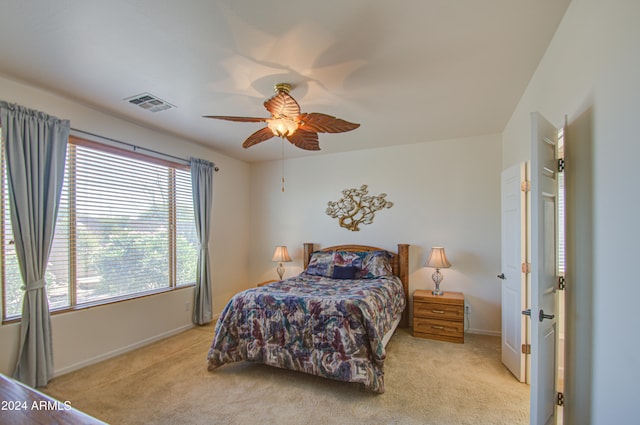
305 251 334 277
332 265 359 279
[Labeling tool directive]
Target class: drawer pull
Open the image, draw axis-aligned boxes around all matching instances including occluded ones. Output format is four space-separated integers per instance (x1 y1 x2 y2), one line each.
431 310 446 314
431 325 445 330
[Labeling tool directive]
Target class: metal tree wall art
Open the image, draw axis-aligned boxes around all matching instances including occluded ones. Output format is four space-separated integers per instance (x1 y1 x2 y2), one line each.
326 185 394 231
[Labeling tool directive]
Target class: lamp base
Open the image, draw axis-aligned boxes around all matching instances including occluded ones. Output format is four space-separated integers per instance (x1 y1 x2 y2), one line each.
431 269 444 296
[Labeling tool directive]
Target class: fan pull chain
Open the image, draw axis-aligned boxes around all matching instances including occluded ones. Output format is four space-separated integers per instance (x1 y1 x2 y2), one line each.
281 138 285 192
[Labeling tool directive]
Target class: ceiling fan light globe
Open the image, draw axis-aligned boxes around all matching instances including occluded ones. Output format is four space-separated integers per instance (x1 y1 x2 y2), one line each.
268 118 298 137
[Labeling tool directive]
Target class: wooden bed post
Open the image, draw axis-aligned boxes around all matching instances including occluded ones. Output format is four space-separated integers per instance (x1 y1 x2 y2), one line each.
397 244 410 328
303 243 314 269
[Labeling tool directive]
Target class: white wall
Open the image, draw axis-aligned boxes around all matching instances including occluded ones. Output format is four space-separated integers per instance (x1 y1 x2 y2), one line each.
250 134 502 334
502 0 640 423
0 75 252 376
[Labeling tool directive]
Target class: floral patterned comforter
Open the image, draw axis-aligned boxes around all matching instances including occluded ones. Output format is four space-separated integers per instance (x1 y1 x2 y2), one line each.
207 273 406 393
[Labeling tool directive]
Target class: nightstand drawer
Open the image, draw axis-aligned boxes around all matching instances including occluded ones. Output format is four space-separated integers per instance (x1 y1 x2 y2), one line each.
414 301 463 321
413 317 464 343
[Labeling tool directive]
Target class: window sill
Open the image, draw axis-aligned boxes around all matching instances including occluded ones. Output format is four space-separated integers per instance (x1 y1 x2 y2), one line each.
2 283 195 325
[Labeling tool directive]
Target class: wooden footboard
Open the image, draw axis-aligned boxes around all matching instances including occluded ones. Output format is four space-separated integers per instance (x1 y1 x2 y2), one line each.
303 243 409 328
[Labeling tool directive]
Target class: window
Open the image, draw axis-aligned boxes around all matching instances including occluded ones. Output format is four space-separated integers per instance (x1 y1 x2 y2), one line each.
1 134 198 320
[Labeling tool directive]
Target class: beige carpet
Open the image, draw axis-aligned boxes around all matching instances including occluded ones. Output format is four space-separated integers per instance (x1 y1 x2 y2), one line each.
43 325 529 425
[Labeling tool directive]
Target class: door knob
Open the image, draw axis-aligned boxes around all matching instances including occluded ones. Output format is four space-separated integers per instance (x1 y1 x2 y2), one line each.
521 309 531 316
497 273 506 280
539 309 555 322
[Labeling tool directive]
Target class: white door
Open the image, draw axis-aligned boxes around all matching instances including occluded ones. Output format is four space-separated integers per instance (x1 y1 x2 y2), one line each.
500 163 527 382
529 112 559 425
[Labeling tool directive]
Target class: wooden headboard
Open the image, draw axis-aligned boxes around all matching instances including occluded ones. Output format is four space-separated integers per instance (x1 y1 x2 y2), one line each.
303 243 409 328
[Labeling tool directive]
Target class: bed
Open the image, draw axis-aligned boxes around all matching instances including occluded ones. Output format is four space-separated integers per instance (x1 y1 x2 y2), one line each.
207 243 409 393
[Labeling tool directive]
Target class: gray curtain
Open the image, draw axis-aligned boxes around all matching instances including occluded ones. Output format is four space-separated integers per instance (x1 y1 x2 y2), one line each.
190 158 214 325
0 101 69 387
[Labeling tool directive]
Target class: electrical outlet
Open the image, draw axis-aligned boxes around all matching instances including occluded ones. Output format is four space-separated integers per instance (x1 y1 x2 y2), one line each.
184 301 190 312
465 304 470 315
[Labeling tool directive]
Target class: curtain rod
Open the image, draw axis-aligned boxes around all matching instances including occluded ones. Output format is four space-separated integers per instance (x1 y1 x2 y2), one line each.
70 128 219 172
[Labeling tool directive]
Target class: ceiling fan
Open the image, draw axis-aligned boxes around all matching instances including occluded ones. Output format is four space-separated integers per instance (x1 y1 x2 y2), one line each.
203 83 360 151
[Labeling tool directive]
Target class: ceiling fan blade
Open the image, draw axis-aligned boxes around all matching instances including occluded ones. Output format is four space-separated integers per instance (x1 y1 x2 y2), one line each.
264 92 301 118
242 127 276 149
203 115 267 123
286 130 320 151
298 113 360 133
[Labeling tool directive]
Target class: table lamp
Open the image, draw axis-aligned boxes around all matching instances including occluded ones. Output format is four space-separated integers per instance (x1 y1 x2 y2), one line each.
272 245 292 280
425 247 451 295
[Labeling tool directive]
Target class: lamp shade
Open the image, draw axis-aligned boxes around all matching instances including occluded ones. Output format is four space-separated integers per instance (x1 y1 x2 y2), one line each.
425 247 451 269
272 246 292 263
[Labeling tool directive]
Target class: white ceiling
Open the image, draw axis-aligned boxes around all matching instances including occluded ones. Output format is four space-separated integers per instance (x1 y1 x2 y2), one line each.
0 0 571 163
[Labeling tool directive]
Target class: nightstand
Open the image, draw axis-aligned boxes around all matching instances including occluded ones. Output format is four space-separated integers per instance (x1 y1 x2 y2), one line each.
413 290 464 343
257 279 278 287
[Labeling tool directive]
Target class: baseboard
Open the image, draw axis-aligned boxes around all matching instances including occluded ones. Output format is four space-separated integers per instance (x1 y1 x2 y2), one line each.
466 328 501 337
53 323 195 377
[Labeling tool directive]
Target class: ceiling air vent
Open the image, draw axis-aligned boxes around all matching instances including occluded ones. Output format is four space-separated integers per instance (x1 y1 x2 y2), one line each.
124 92 175 112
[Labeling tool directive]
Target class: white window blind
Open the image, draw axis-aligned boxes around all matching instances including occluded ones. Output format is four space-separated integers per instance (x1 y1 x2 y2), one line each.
1 133 198 320
73 144 174 303
175 168 198 286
